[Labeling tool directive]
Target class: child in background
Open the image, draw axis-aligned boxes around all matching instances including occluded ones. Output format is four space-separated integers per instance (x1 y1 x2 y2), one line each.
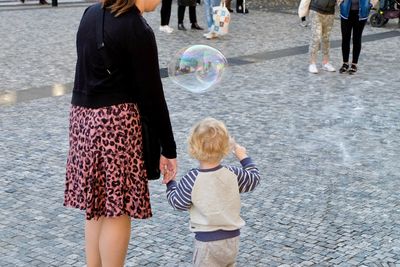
166 117 261 267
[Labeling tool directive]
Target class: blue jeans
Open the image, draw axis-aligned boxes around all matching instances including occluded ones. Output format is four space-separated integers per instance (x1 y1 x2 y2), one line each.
204 0 221 30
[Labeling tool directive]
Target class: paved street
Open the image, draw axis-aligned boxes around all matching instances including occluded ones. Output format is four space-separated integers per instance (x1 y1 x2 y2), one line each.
0 1 400 266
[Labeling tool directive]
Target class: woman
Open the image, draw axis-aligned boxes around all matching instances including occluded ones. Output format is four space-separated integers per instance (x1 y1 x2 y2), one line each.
64 0 178 266
177 0 204 31
339 0 376 74
308 0 337 74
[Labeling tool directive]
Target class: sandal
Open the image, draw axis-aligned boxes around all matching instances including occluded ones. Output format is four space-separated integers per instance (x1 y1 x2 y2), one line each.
339 63 349 73
348 64 357 75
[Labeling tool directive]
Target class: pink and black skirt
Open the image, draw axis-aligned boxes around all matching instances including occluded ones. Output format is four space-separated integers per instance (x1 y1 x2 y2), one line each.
64 103 152 220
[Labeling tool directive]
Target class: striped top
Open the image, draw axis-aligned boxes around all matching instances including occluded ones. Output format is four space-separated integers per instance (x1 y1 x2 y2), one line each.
166 157 260 241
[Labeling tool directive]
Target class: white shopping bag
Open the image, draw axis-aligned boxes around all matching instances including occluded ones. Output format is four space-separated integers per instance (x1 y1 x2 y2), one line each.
298 0 311 18
212 1 230 35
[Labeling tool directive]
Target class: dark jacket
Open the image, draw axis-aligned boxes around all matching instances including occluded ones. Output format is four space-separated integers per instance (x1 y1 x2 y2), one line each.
310 0 337 14
340 0 372 20
178 0 196 6
72 3 176 158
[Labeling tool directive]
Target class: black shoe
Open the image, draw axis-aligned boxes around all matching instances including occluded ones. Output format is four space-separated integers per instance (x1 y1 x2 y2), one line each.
191 23 204 30
227 8 233 12
348 64 357 75
178 23 187 31
339 63 349 73
20 0 25 3
39 0 49 4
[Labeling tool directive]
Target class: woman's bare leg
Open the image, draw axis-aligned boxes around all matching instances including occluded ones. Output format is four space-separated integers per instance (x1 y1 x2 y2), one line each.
99 215 131 267
85 217 104 267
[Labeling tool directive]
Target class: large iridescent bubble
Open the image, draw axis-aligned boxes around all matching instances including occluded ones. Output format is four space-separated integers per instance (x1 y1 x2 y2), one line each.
168 45 228 93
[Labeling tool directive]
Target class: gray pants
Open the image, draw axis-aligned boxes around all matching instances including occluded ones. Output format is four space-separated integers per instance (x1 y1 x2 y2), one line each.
192 236 240 267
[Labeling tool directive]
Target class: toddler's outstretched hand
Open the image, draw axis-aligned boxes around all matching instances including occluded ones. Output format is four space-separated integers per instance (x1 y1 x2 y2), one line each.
230 139 248 160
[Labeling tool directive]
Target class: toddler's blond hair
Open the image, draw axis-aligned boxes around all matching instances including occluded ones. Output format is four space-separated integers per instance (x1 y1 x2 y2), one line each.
188 117 230 163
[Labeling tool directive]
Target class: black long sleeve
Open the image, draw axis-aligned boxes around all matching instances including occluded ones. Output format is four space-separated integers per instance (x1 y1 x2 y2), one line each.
71 3 176 158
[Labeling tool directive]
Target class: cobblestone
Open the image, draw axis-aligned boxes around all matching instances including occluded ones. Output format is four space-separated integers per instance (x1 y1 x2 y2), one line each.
1 0 400 266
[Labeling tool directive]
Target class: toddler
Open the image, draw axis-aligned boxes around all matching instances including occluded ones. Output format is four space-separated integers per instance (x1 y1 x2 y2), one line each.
166 117 261 266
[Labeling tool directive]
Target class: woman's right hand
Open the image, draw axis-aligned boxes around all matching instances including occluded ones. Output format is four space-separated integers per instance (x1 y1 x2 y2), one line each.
160 156 177 184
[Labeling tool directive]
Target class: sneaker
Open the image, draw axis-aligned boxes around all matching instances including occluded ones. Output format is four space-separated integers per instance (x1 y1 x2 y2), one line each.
203 29 212 37
322 63 336 72
308 64 318 74
203 31 218 39
159 25 174 33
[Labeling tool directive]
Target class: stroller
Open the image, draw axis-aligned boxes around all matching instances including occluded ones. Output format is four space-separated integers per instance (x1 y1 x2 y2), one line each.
370 0 400 27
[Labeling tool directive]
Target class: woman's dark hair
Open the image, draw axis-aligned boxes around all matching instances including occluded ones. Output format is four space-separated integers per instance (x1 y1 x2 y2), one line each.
102 0 136 17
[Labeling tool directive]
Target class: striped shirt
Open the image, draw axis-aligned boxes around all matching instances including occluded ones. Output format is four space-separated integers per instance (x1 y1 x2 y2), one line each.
166 157 260 241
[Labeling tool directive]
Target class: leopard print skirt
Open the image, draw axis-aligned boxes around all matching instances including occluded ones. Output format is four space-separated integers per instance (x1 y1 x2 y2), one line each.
64 103 152 220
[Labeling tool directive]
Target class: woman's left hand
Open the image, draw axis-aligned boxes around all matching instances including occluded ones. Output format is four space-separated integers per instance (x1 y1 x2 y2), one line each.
160 156 177 184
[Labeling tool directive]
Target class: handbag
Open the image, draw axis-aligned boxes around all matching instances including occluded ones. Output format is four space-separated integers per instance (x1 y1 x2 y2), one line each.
95 5 161 180
140 114 161 180
212 1 231 35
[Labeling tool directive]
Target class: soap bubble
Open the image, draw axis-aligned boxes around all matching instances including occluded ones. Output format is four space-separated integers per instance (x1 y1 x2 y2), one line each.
168 45 228 93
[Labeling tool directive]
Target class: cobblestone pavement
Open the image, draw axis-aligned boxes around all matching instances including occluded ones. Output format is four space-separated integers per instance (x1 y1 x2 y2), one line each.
1 1 400 266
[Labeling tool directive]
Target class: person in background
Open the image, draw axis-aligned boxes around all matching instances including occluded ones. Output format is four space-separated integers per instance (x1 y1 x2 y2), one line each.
160 0 174 33
64 0 178 266
308 0 337 74
166 117 261 267
338 0 377 74
203 0 221 39
177 0 204 31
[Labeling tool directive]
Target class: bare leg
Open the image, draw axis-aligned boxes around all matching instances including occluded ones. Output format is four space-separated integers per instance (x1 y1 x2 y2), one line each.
85 217 104 267
99 215 131 267
85 215 131 267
